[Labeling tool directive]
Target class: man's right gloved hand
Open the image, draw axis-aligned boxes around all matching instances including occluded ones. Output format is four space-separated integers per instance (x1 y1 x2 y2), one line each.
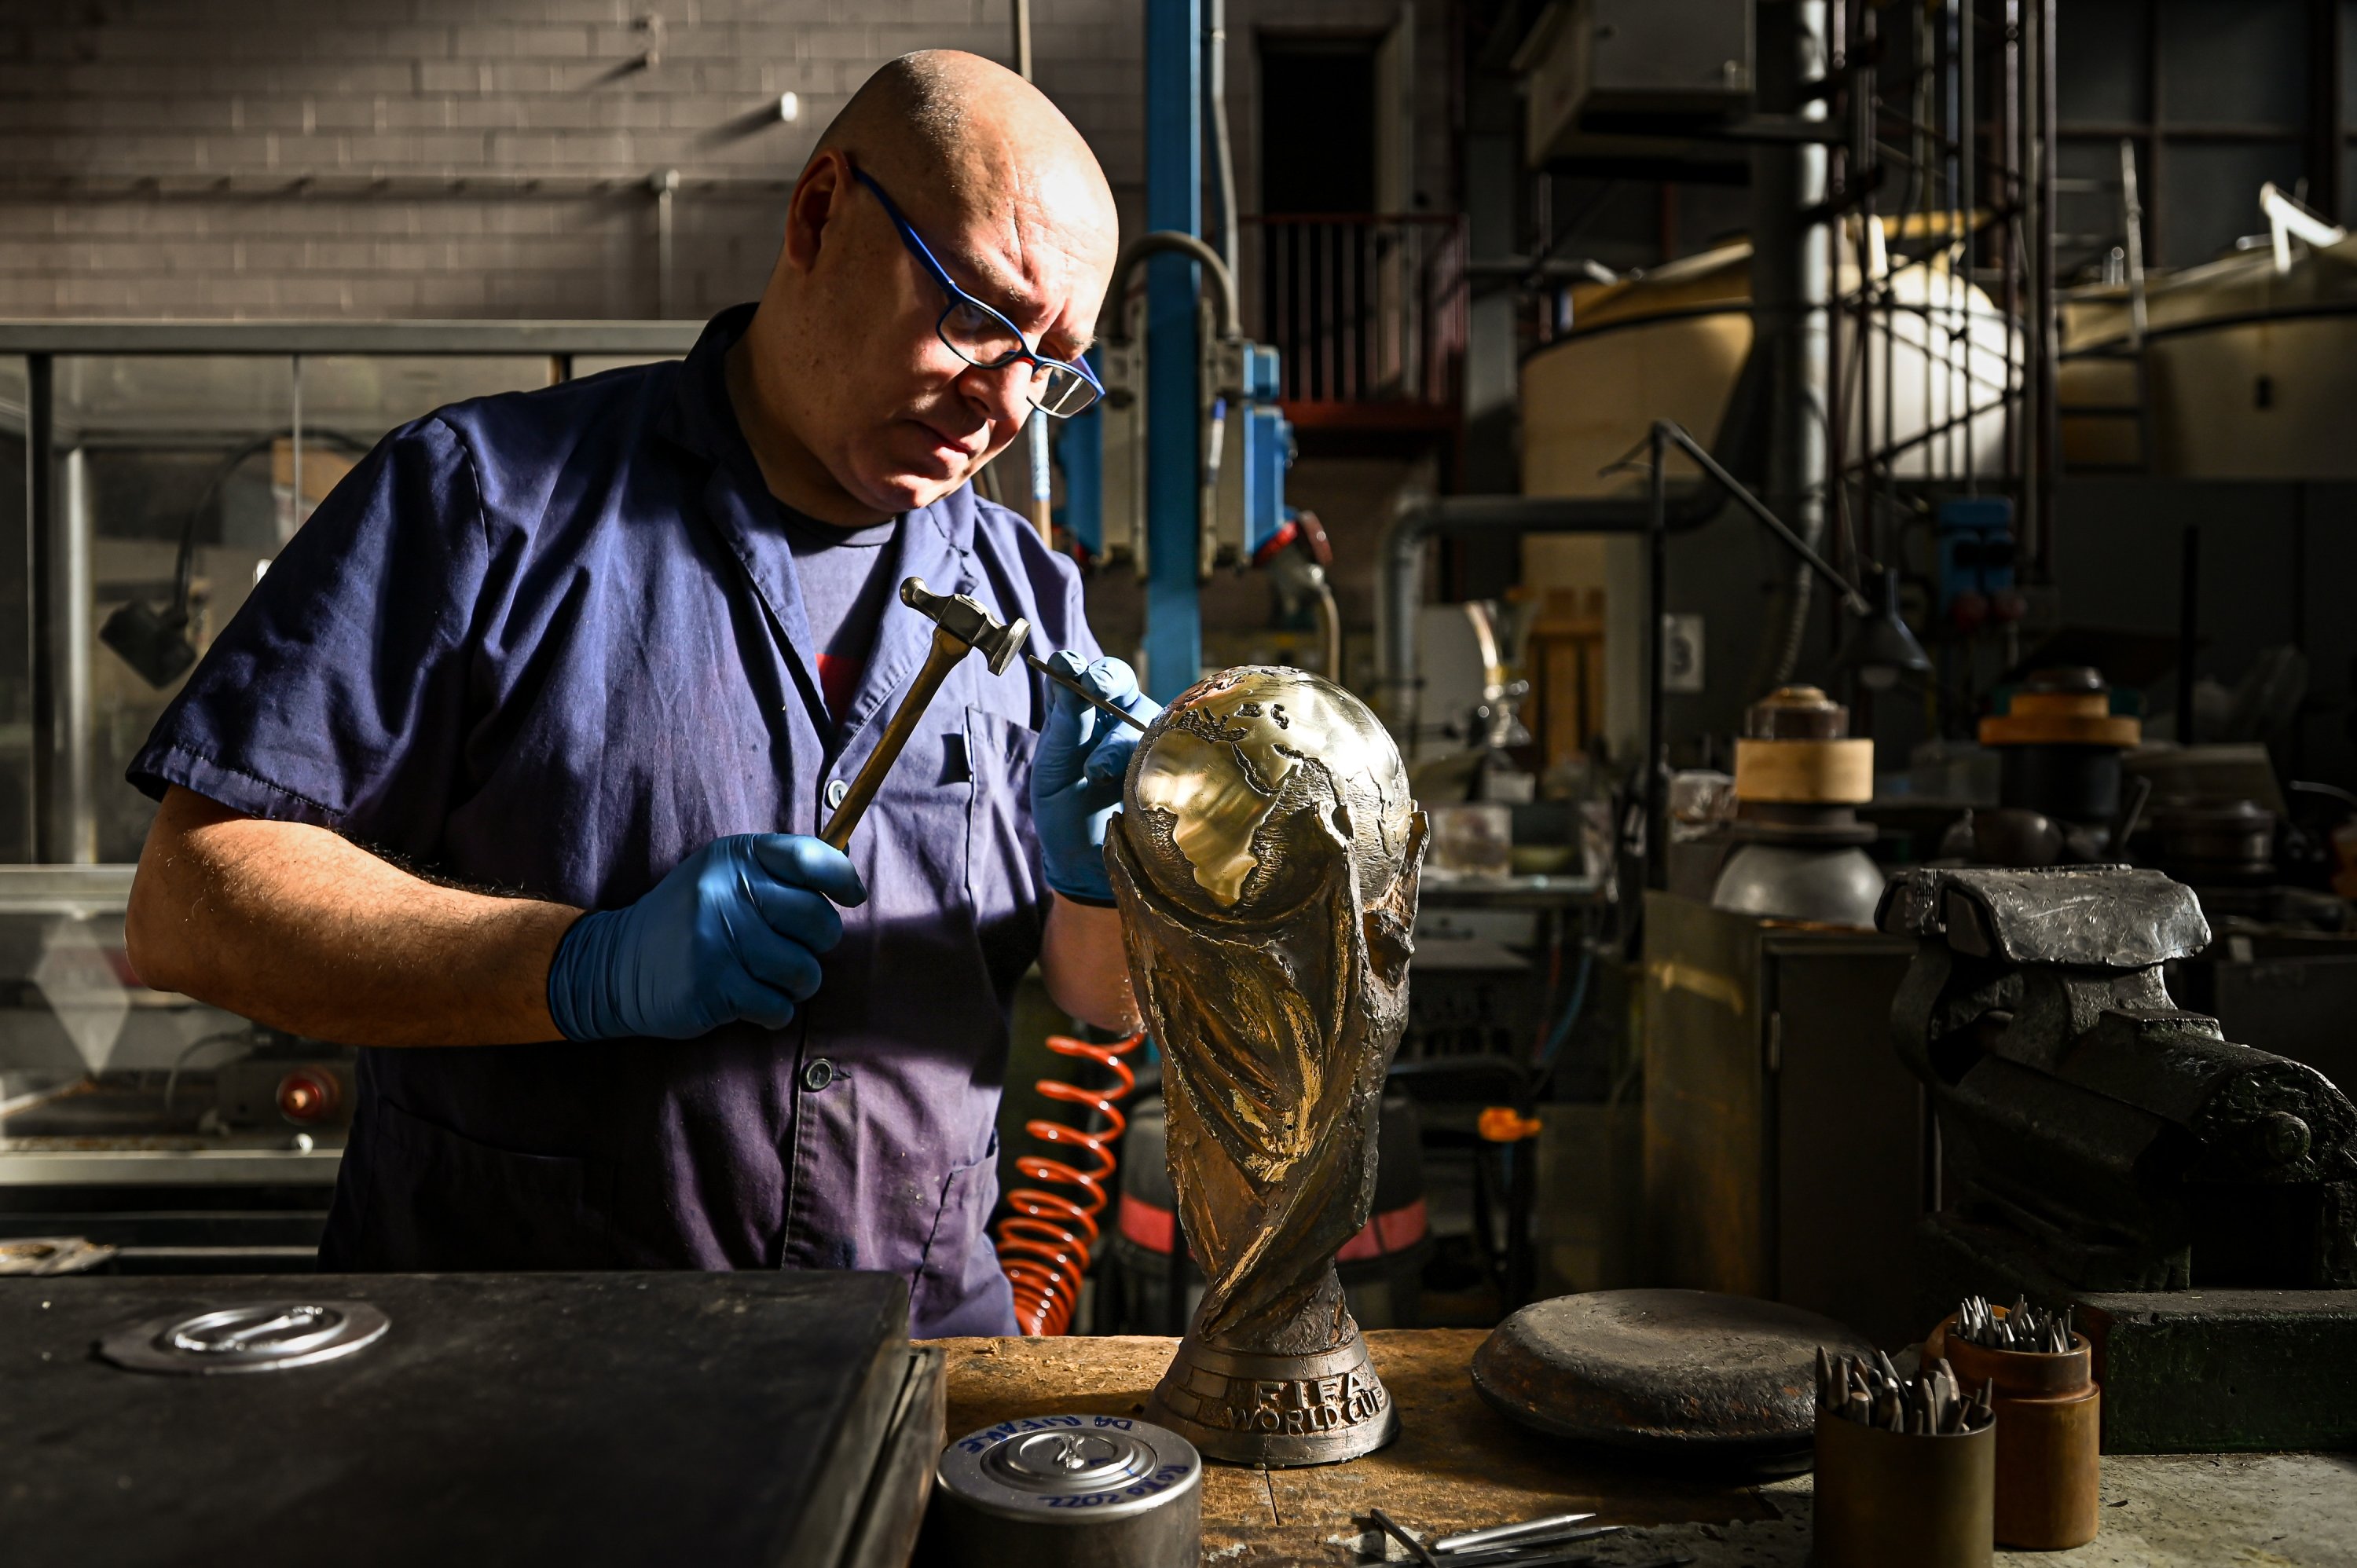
546 834 867 1041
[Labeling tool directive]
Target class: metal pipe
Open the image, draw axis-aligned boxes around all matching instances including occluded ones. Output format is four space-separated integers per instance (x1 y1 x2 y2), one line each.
1658 421 1866 612
2032 0 2057 573
1952 0 1970 493
1312 573 1341 683
1747 0 1831 696
1014 0 1034 80
289 353 303 539
651 167 679 318
25 354 54 862
1647 424 1668 888
1205 0 1239 288
60 446 93 863
0 322 701 356
1106 230 1237 346
1145 0 1204 701
1377 493 1656 735
2176 524 2200 745
1026 408 1052 543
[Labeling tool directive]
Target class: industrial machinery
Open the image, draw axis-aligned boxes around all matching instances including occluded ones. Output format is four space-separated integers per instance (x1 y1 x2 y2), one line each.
1074 245 1296 577
0 865 346 1269
1941 667 2144 867
1706 685 1882 927
1522 229 2019 502
1882 865 2356 1293
1880 864 2357 1452
2061 184 2357 479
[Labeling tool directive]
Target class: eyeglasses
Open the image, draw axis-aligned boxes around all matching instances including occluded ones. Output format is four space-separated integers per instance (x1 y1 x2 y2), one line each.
852 167 1105 419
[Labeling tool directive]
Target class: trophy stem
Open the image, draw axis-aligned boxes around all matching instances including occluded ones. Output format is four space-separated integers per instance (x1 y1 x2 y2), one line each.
1143 1274 1399 1467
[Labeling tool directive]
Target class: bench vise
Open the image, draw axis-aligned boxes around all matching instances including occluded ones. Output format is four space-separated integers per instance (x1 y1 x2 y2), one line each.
1879 866 2357 1291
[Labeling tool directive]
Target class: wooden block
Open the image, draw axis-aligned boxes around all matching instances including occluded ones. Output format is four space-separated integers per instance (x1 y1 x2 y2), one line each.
1733 738 1874 804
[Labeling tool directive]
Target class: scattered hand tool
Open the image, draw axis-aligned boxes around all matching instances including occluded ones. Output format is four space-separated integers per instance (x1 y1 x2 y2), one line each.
1434 1513 1597 1553
1371 1508 1441 1568
1369 1508 1624 1568
1025 650 1150 731
819 578 1028 851
1817 1346 1992 1436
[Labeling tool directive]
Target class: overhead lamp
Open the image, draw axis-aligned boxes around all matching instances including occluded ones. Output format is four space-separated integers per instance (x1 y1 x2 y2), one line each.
99 599 197 689
1837 566 1934 691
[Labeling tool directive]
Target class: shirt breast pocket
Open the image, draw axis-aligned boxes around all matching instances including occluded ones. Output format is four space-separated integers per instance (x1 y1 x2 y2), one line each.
965 702 1045 984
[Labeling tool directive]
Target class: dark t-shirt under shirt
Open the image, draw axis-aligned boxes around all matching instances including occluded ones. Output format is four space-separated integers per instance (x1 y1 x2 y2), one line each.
775 506 900 722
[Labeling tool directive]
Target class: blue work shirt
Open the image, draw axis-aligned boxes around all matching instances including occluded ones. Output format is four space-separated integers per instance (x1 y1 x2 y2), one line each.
129 305 1098 1336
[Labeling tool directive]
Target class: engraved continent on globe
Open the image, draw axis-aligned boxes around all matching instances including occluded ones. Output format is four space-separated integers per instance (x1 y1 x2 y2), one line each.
1122 667 1415 920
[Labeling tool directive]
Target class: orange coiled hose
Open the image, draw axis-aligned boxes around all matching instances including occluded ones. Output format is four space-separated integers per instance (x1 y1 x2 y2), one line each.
995 1031 1143 1335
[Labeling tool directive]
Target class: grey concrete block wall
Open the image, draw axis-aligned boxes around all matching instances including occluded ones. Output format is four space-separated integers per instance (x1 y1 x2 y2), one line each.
0 0 1454 321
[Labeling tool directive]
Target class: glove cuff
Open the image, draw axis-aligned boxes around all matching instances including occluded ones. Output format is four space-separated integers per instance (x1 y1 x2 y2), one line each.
545 908 622 1042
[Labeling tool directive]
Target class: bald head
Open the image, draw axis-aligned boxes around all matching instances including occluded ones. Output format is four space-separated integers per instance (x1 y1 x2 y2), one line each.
816 51 1117 251
727 51 1121 523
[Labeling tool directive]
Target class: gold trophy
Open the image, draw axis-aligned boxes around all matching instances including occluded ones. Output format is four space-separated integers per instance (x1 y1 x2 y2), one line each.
1105 667 1427 1466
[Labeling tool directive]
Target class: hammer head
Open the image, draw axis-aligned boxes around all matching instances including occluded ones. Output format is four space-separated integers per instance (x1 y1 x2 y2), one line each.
899 577 1029 676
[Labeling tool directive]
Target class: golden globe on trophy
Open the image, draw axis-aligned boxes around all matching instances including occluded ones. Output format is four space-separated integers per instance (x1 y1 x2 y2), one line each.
1105 666 1427 1467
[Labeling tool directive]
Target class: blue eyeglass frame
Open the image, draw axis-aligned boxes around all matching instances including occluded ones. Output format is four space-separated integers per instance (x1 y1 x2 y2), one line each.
851 167 1104 417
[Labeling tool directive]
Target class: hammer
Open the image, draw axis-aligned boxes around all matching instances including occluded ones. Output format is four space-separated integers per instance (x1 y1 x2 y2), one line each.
819 578 1029 851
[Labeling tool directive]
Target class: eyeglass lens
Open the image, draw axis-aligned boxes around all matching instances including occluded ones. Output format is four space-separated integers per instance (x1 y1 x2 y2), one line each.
936 305 1096 415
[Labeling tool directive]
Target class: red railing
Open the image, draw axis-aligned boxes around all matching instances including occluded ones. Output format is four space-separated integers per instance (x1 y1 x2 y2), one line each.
1244 213 1468 427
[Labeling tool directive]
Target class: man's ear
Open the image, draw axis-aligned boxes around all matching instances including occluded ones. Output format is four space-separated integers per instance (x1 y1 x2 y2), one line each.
781 151 852 275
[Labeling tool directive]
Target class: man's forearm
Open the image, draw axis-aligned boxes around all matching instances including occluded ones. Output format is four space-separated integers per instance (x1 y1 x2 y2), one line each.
126 786 581 1047
1039 895 1139 1035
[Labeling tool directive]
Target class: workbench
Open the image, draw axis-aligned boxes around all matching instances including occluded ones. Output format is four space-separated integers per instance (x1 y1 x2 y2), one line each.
932 1329 2357 1567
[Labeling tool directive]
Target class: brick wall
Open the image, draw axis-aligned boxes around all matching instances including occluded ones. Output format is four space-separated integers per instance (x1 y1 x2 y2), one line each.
0 0 1455 321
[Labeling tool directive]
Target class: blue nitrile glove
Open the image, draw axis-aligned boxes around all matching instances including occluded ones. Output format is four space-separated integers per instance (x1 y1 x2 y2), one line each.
1031 652 1161 905
546 834 867 1040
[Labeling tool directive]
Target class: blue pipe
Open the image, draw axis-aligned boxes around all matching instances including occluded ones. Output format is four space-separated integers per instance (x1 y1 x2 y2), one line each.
1143 0 1201 702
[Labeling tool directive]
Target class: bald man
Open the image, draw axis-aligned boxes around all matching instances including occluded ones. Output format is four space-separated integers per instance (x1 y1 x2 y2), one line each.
119 53 1153 1335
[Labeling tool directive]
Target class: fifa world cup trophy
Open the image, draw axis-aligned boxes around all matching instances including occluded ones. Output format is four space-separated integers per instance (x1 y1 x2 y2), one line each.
1105 667 1427 1466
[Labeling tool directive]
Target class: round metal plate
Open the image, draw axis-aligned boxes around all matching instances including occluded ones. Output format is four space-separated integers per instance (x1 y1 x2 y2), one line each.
1472 1290 1872 1469
937 1415 1200 1525
101 1300 390 1376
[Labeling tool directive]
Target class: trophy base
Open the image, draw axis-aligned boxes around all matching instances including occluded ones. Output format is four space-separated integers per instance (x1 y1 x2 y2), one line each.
1145 1332 1399 1467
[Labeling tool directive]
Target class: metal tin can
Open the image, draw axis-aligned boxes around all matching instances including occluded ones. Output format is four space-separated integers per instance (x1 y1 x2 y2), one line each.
923 1414 1203 1568
1813 1407 1996 1568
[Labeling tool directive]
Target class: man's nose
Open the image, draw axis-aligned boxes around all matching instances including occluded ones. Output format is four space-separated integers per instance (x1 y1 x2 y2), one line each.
954 358 1036 430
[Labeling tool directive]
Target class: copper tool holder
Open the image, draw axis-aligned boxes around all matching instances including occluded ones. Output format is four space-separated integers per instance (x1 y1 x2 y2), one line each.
1813 1406 1996 1568
1929 1313 2102 1550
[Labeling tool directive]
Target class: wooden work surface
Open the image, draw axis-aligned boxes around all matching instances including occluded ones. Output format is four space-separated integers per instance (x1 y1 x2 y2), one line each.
928 1329 1788 1566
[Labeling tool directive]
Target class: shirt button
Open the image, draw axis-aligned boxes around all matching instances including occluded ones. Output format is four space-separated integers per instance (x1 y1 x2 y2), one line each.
801 1057 836 1093
825 779 849 810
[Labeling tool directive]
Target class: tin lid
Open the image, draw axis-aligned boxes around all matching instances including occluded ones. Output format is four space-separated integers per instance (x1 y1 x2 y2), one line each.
937 1415 1201 1524
100 1300 390 1375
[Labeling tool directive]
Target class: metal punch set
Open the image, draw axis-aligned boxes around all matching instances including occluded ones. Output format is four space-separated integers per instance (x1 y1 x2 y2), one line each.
1951 1296 2074 1356
1815 1347 1992 1438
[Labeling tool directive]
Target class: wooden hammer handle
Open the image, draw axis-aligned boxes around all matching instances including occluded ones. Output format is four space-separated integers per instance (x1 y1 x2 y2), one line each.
820 626 969 852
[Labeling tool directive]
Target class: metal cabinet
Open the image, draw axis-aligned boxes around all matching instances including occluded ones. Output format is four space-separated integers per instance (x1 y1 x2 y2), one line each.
1640 891 1927 1346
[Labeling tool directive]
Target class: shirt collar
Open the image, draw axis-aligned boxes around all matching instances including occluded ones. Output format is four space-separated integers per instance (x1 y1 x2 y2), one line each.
656 302 977 562
659 305 988 747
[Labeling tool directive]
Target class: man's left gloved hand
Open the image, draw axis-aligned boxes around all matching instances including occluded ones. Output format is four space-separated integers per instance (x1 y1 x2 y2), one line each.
1031 651 1161 905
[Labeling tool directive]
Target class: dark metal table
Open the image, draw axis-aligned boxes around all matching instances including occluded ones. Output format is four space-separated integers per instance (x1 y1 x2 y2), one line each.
1 1270 940 1568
